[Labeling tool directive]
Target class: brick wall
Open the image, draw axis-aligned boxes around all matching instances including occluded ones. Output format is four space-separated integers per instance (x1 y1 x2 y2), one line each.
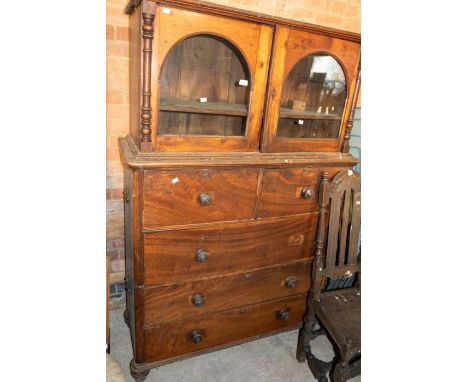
107 0 129 286
106 0 361 288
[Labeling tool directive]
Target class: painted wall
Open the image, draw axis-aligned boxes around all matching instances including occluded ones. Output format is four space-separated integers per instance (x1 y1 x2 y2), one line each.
106 0 361 288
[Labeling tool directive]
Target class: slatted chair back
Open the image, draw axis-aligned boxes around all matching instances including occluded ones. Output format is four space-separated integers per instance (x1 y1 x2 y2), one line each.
313 170 361 301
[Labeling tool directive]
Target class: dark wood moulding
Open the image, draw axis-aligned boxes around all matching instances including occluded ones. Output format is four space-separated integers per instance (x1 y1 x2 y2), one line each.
124 0 360 43
119 135 359 169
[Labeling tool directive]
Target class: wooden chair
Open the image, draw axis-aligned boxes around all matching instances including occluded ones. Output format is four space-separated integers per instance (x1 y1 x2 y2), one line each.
296 170 361 382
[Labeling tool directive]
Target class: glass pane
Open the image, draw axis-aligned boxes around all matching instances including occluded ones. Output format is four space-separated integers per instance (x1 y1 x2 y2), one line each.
158 35 250 136
277 54 347 139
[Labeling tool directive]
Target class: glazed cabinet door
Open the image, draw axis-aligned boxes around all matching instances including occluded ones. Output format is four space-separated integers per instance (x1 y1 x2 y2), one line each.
151 6 273 152
262 26 360 152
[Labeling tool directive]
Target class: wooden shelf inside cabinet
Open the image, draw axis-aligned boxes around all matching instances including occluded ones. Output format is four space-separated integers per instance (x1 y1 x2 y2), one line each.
160 99 248 117
279 108 341 121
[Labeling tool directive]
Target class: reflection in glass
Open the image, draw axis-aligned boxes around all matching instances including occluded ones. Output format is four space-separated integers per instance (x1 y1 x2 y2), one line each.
158 35 250 136
277 54 347 139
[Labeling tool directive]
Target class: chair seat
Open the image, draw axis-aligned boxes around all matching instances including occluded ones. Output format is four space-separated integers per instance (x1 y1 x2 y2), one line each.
312 288 361 358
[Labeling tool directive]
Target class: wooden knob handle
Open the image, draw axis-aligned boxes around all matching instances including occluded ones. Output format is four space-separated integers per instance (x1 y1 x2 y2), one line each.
277 310 290 320
285 277 297 288
301 187 314 200
198 192 213 206
191 330 203 344
195 249 208 263
191 293 205 307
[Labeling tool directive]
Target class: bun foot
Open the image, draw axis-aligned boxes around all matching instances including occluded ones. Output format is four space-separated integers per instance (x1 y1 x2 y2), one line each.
123 309 130 328
130 359 150 382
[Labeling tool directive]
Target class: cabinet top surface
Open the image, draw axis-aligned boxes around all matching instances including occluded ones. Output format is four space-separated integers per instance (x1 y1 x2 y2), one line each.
125 0 360 43
119 135 359 169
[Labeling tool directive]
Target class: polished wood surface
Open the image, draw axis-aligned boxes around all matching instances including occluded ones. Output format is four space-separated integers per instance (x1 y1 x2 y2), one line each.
119 135 359 169
262 26 360 153
258 167 344 218
143 294 307 363
125 0 360 43
121 2 361 379
142 259 312 325
142 169 259 227
150 7 272 152
143 214 317 285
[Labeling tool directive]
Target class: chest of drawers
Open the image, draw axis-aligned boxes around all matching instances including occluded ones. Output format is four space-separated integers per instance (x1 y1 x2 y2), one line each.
120 1 360 380
120 138 357 380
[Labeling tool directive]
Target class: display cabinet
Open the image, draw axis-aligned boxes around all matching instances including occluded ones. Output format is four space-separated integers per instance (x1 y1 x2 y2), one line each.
120 1 360 380
262 26 361 152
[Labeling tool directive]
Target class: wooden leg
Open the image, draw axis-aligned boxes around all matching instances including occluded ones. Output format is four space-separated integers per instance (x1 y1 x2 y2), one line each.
130 359 150 382
123 309 130 328
332 358 360 382
296 307 320 362
332 360 348 382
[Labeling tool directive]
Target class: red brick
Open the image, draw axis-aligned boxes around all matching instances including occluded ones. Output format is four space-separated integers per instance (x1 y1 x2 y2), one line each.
107 104 130 119
107 119 130 135
106 40 129 58
116 26 129 41
107 224 124 241
107 24 115 40
106 147 121 161
107 90 128 104
111 259 125 273
111 188 124 200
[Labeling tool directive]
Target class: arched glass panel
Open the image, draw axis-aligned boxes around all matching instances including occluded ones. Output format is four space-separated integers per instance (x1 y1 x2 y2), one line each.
277 54 347 139
158 34 251 136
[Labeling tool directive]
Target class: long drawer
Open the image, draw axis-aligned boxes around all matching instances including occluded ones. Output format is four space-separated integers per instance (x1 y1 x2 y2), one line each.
143 294 307 363
143 169 259 228
142 259 312 325
143 214 317 285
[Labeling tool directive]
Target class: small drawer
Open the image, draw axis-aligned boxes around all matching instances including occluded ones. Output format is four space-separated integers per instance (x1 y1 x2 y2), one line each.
143 215 317 285
143 260 312 325
143 169 259 228
258 167 345 218
143 294 307 363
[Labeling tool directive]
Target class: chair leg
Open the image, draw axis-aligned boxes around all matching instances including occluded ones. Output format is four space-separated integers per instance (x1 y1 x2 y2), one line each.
332 358 361 382
332 361 348 382
296 308 320 362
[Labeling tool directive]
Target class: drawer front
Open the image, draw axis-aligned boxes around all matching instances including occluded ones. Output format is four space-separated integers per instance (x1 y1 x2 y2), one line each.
143 169 259 227
143 294 306 363
143 260 312 325
258 167 345 218
143 215 317 285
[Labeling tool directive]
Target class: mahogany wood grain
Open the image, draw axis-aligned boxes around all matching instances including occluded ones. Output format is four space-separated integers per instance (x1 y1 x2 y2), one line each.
259 167 319 218
150 6 272 152
125 0 361 43
142 259 312 325
143 294 307 362
142 214 317 285
120 135 359 170
262 26 361 153
258 167 344 218
142 168 259 227
128 7 142 148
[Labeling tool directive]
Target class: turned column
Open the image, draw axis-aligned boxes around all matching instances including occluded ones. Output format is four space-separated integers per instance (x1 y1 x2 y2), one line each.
341 60 361 153
140 0 156 152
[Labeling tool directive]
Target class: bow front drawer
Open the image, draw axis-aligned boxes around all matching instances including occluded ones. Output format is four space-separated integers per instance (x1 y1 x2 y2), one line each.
142 260 312 325
143 294 307 363
142 169 259 227
143 215 317 285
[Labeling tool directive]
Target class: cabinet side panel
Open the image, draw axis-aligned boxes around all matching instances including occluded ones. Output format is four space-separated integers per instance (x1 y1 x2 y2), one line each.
124 167 136 350
129 8 142 148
